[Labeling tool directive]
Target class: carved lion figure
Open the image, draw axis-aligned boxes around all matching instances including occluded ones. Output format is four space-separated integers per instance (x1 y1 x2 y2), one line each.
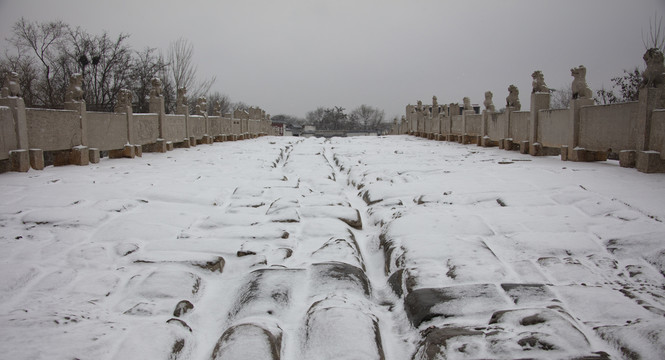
149 77 163 98
3 71 21 97
484 91 496 112
176 87 188 108
65 73 84 103
114 88 132 113
196 96 207 115
213 101 222 116
531 70 551 93
506 85 521 110
641 48 665 88
571 65 593 99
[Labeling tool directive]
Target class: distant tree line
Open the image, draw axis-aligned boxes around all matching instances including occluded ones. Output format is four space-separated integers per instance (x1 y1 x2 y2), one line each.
271 104 390 132
303 105 388 131
0 18 246 114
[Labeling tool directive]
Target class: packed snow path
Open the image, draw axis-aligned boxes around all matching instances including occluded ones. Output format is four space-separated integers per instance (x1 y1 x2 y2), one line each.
1 136 665 360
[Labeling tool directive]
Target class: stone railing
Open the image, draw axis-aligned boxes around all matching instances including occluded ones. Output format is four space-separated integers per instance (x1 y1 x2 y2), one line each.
392 53 665 174
0 77 276 173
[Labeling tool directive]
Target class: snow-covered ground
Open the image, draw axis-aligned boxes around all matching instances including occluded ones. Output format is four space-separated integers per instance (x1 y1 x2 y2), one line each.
1 135 664 360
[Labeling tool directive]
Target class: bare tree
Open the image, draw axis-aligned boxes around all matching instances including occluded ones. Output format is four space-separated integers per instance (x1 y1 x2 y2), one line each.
550 86 572 109
595 86 619 105
594 68 641 105
130 47 168 112
67 27 133 111
306 107 326 125
309 106 347 130
167 37 216 108
232 101 250 112
156 55 176 113
206 91 232 115
271 114 305 126
349 104 385 130
0 50 39 106
8 17 68 107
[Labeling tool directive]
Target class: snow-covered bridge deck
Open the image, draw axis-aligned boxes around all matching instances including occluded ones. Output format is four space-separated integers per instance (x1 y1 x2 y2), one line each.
1 135 664 359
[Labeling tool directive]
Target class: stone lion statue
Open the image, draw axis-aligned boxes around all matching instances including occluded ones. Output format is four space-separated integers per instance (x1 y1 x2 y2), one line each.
463 97 473 111
432 96 438 115
2 71 21 97
484 91 496 112
114 88 133 113
149 77 163 98
571 65 593 99
176 87 188 108
531 70 551 93
65 73 84 103
641 48 665 88
196 96 207 115
213 101 222 116
506 85 521 110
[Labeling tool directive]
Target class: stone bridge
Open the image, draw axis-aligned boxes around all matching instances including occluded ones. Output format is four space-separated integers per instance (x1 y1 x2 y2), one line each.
1 136 664 359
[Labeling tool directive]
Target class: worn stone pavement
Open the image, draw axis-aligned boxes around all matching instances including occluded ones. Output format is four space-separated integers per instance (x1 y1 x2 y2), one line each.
1 136 665 359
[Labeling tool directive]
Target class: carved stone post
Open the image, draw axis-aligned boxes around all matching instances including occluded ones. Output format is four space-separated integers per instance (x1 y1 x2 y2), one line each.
528 71 552 155
63 74 89 165
416 101 424 137
635 87 665 172
567 98 594 160
481 110 489 145
0 72 28 154
447 103 456 140
1 76 31 171
148 78 166 149
565 65 596 161
481 91 495 145
529 92 551 155
175 87 191 146
636 86 662 151
108 96 135 159
503 106 515 150
462 109 475 144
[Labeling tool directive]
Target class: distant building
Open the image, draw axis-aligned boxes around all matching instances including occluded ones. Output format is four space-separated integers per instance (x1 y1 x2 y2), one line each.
271 119 287 136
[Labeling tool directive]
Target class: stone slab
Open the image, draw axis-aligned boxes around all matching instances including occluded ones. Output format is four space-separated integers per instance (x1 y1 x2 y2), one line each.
70 146 89 166
29 149 44 170
9 149 29 172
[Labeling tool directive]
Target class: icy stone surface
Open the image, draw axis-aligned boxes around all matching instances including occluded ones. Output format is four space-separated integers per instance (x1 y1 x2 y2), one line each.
1 135 665 359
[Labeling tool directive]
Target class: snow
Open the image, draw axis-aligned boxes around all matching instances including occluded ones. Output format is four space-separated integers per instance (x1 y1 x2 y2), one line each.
1 135 665 359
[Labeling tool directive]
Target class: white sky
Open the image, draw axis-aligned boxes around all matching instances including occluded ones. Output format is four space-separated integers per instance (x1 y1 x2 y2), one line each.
1 0 663 119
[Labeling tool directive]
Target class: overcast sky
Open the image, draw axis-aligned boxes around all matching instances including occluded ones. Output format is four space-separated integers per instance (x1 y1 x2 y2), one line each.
1 0 664 120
